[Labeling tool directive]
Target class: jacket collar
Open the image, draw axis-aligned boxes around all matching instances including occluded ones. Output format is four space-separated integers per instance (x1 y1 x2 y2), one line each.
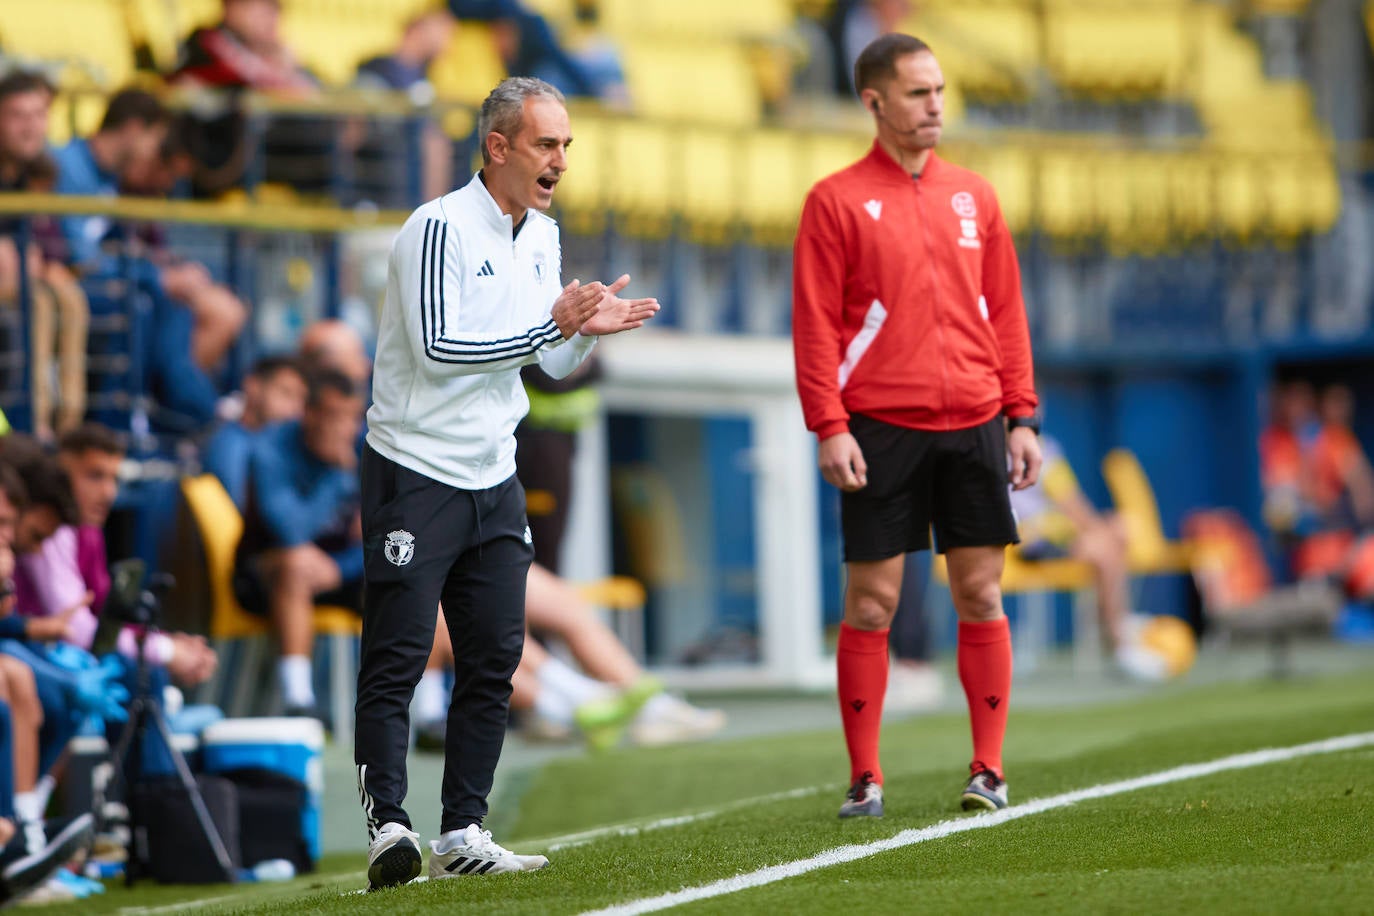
458 170 528 233
863 140 943 183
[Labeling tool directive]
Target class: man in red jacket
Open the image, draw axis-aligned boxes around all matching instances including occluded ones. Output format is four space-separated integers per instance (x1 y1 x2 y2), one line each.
792 33 1042 818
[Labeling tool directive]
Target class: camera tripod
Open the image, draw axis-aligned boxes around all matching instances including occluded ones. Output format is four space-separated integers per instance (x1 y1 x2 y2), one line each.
97 560 237 886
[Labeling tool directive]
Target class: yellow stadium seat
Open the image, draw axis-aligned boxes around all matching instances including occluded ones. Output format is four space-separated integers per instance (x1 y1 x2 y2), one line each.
621 40 761 127
181 474 362 735
1043 2 1188 99
1100 449 1194 576
1213 153 1263 240
958 146 1032 237
911 4 1039 100
1166 152 1216 242
429 20 507 105
552 110 611 218
681 127 740 241
606 119 674 236
1037 150 1096 241
0 0 135 88
741 129 810 244
596 0 792 39
280 12 410 87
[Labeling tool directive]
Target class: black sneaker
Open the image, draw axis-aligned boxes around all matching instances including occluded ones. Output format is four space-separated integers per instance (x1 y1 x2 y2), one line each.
0 813 94 903
960 763 1009 811
838 771 884 818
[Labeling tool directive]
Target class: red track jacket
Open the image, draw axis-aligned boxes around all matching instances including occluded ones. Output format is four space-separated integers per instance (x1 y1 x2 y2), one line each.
792 143 1037 441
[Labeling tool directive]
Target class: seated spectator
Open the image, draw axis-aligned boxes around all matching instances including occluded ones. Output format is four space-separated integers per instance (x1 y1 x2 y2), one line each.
118 131 249 376
1009 433 1160 680
353 10 456 204
174 0 317 95
172 0 338 196
298 318 372 387
0 71 89 441
47 95 219 433
1308 384 1374 532
54 91 246 378
448 0 603 99
419 563 725 750
203 355 307 509
234 369 364 718
10 426 218 687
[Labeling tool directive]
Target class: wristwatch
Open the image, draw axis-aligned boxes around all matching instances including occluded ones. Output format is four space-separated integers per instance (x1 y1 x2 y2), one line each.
1006 414 1041 435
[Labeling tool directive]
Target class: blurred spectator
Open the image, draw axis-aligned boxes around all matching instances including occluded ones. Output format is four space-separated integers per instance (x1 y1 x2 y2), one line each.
173 0 316 94
831 0 913 95
0 71 89 441
1009 434 1161 679
515 358 599 573
49 91 221 433
353 10 456 204
115 128 249 375
448 0 604 98
298 318 372 387
420 563 724 750
1309 384 1374 531
55 91 247 377
1260 379 1323 550
203 355 307 509
171 0 329 195
233 368 363 718
11 426 216 686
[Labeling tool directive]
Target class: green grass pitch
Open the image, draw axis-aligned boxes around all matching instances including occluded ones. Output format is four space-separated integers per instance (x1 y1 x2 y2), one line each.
48 667 1374 915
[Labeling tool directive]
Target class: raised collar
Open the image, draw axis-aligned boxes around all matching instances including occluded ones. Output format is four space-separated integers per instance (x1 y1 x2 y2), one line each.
452 170 529 234
863 140 944 184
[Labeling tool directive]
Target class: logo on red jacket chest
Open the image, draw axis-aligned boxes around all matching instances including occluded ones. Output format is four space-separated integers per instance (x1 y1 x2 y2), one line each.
951 191 980 249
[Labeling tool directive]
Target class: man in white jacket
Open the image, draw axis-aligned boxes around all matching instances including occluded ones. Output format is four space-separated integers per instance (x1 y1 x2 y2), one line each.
355 76 658 891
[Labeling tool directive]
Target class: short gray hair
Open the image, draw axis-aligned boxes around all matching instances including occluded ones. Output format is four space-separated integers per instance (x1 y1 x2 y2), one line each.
477 77 565 165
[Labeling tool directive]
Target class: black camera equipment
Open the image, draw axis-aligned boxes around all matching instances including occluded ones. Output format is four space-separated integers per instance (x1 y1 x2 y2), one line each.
99 558 237 886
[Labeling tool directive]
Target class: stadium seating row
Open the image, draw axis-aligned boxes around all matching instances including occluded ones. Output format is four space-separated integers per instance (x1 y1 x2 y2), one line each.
553 116 1341 247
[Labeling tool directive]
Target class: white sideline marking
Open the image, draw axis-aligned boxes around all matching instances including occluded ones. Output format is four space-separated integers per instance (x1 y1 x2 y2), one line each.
578 731 1374 916
119 894 238 914
540 785 831 852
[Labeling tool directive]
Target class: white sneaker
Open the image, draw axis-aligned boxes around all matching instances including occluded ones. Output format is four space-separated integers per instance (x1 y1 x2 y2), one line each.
428 824 548 879
628 694 727 746
367 822 422 891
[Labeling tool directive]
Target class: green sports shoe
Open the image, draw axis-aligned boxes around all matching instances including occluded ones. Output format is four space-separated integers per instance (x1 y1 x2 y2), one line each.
573 676 663 752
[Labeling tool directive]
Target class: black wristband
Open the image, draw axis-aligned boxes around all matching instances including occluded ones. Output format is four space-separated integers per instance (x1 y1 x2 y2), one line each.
1006 414 1041 435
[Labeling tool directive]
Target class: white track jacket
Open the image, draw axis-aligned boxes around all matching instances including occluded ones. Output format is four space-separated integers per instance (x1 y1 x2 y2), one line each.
366 173 596 490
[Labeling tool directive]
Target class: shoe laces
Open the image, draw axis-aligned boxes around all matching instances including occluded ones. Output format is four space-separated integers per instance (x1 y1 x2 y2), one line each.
847 770 875 800
462 824 509 858
968 762 1003 787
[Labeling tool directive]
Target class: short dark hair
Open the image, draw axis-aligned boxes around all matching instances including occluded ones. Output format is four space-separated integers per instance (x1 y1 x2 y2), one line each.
0 70 56 106
0 461 28 512
249 354 306 384
306 367 361 407
57 423 126 459
854 33 933 94
0 437 78 525
99 89 167 133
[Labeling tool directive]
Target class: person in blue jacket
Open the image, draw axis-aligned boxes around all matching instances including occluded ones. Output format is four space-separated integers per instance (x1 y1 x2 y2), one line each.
233 368 364 718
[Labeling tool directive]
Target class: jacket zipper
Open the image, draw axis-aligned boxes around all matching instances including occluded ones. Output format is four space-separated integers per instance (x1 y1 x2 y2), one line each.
913 173 952 429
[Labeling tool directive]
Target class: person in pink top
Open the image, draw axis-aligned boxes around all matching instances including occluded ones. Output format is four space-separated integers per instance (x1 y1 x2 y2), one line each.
13 426 216 685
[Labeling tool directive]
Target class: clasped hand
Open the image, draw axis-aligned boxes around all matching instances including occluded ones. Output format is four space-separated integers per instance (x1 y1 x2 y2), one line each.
551 274 660 339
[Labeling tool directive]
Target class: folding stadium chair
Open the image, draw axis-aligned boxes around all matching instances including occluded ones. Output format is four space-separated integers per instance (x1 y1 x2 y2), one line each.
1100 449 1195 576
180 474 362 742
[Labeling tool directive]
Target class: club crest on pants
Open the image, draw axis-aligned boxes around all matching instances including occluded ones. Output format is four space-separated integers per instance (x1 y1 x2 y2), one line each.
385 529 415 566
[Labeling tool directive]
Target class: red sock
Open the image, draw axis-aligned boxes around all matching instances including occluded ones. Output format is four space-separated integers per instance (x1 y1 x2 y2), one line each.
837 623 889 785
957 617 1012 779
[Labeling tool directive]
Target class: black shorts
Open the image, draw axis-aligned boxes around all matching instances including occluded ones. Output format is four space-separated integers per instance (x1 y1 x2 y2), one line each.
840 414 1018 562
